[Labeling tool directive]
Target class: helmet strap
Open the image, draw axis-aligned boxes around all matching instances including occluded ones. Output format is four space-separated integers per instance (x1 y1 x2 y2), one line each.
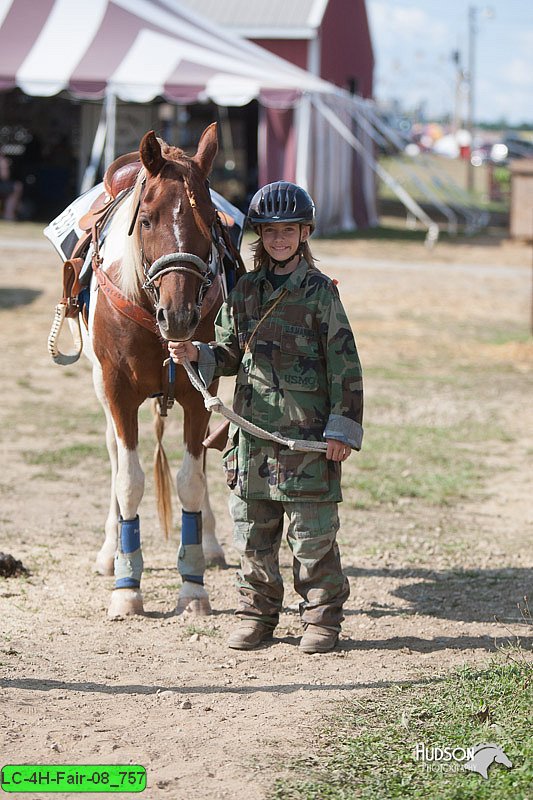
270 254 297 269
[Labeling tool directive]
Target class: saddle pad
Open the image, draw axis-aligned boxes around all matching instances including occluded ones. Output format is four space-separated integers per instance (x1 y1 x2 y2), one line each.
43 183 105 261
44 184 245 263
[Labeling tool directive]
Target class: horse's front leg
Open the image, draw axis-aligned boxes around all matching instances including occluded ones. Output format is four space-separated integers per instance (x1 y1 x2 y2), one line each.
200 468 226 568
175 400 224 614
100 375 145 619
93 365 119 576
175 447 211 615
107 433 145 618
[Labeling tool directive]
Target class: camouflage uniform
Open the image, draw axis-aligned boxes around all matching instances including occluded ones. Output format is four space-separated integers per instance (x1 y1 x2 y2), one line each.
195 257 363 630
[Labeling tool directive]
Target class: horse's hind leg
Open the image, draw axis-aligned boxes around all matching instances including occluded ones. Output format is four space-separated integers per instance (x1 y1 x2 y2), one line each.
201 465 226 568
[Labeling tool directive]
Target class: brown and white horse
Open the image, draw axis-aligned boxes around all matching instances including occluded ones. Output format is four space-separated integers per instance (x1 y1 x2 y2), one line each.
82 123 236 618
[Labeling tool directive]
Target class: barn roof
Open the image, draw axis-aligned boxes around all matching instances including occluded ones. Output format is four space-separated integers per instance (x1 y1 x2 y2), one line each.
177 0 329 38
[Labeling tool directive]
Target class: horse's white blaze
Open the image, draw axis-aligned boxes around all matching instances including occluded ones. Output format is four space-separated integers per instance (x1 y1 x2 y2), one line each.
172 202 184 247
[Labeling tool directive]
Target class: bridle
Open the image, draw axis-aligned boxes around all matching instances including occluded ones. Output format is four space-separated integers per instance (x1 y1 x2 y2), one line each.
132 172 217 311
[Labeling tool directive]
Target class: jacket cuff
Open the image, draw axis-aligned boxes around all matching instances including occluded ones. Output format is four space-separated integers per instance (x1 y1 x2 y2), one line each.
192 342 216 388
324 414 363 450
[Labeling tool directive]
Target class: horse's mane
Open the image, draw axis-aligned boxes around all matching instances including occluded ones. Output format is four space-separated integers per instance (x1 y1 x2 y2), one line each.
117 142 196 303
160 141 187 162
118 169 145 303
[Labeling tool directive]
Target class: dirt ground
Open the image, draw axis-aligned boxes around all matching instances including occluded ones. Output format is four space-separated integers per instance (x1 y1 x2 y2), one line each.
0 223 532 799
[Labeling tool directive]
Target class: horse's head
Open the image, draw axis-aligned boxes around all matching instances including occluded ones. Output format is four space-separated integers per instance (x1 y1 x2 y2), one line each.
494 748 512 769
138 123 218 341
464 744 513 779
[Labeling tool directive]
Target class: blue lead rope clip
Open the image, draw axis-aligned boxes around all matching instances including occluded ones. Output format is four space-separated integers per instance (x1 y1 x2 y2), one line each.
168 358 176 384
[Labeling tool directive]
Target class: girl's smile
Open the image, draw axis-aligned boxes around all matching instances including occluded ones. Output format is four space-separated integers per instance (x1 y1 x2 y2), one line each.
260 223 310 270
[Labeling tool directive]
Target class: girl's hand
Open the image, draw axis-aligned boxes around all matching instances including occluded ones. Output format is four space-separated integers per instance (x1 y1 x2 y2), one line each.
325 438 352 462
167 341 198 364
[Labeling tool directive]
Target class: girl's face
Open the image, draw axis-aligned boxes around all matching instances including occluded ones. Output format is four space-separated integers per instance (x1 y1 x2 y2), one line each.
260 223 310 262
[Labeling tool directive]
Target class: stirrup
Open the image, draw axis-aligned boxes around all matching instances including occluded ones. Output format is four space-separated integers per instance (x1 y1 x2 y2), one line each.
47 303 83 365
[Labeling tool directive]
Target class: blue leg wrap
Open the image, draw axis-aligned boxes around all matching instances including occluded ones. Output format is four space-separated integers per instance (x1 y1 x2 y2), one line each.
115 515 143 589
178 510 205 585
120 516 141 552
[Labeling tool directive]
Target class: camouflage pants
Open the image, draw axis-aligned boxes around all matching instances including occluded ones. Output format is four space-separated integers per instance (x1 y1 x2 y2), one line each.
229 494 350 631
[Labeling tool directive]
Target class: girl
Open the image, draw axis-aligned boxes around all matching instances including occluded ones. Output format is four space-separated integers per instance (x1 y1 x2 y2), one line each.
169 181 363 653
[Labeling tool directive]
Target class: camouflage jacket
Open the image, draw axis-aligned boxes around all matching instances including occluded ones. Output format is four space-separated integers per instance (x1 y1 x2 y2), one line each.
195 258 363 501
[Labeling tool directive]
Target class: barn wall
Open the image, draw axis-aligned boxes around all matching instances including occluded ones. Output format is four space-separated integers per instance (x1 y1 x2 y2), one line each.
320 0 374 96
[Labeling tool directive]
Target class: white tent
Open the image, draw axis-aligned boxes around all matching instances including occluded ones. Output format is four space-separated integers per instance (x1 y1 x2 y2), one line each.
1 0 386 233
0 0 334 103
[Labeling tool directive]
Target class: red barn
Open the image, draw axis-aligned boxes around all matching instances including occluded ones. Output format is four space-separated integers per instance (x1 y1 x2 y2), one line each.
180 0 375 229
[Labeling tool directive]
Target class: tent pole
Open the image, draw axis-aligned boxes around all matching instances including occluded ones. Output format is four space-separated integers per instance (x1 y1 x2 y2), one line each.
355 103 458 235
295 94 312 191
80 101 108 194
104 90 117 171
312 95 439 247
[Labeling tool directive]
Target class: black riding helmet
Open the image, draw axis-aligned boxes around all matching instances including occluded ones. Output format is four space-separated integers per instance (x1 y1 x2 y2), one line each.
247 181 316 232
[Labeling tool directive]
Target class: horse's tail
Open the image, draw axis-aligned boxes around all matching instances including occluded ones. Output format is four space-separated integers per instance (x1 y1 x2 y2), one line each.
152 399 173 538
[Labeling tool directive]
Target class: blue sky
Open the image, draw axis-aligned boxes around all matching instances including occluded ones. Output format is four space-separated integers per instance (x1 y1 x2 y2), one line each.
366 0 533 125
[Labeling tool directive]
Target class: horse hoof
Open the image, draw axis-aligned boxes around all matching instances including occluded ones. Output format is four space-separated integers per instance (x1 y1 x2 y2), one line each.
108 588 144 618
95 552 115 576
175 596 212 616
205 553 227 569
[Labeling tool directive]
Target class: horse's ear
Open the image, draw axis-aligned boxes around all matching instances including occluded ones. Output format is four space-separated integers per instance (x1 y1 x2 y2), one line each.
192 122 218 177
140 130 166 176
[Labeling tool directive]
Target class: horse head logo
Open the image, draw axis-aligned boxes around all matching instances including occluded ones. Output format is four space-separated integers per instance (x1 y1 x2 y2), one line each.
463 743 513 779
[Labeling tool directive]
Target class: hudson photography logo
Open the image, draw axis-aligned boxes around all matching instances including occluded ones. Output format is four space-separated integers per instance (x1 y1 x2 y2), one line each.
414 741 513 778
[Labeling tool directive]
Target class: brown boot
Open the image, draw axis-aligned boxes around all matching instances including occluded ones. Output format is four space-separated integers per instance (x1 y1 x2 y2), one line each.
299 624 339 654
227 620 274 650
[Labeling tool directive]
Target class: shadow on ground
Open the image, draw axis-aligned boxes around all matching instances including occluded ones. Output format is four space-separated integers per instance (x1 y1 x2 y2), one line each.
0 287 41 309
345 566 532 625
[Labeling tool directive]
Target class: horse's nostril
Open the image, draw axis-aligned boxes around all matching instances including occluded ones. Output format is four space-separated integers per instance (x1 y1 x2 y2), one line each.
156 307 168 328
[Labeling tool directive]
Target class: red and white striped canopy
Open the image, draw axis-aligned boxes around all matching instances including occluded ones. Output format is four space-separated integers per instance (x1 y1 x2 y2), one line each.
0 0 332 105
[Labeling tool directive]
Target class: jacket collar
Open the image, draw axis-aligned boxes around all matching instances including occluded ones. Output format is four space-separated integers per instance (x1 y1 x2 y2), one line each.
258 258 310 294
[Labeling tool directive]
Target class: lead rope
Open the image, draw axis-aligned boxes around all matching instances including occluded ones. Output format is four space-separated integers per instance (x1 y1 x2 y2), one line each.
177 356 327 453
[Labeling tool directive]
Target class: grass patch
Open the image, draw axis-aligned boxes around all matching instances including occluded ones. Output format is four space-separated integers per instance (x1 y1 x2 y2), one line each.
484 330 533 346
185 624 219 638
320 225 443 243
272 657 532 800
22 443 107 468
344 422 492 508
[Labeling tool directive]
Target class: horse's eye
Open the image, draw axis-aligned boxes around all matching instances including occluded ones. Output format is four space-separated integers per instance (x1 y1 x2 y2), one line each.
140 216 151 229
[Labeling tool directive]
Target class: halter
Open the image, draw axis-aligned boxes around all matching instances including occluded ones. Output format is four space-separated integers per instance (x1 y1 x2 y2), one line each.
142 249 214 308
133 173 217 311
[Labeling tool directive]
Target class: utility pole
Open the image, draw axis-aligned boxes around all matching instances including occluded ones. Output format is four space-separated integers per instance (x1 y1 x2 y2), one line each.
466 5 494 194
466 5 476 194
451 49 464 133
